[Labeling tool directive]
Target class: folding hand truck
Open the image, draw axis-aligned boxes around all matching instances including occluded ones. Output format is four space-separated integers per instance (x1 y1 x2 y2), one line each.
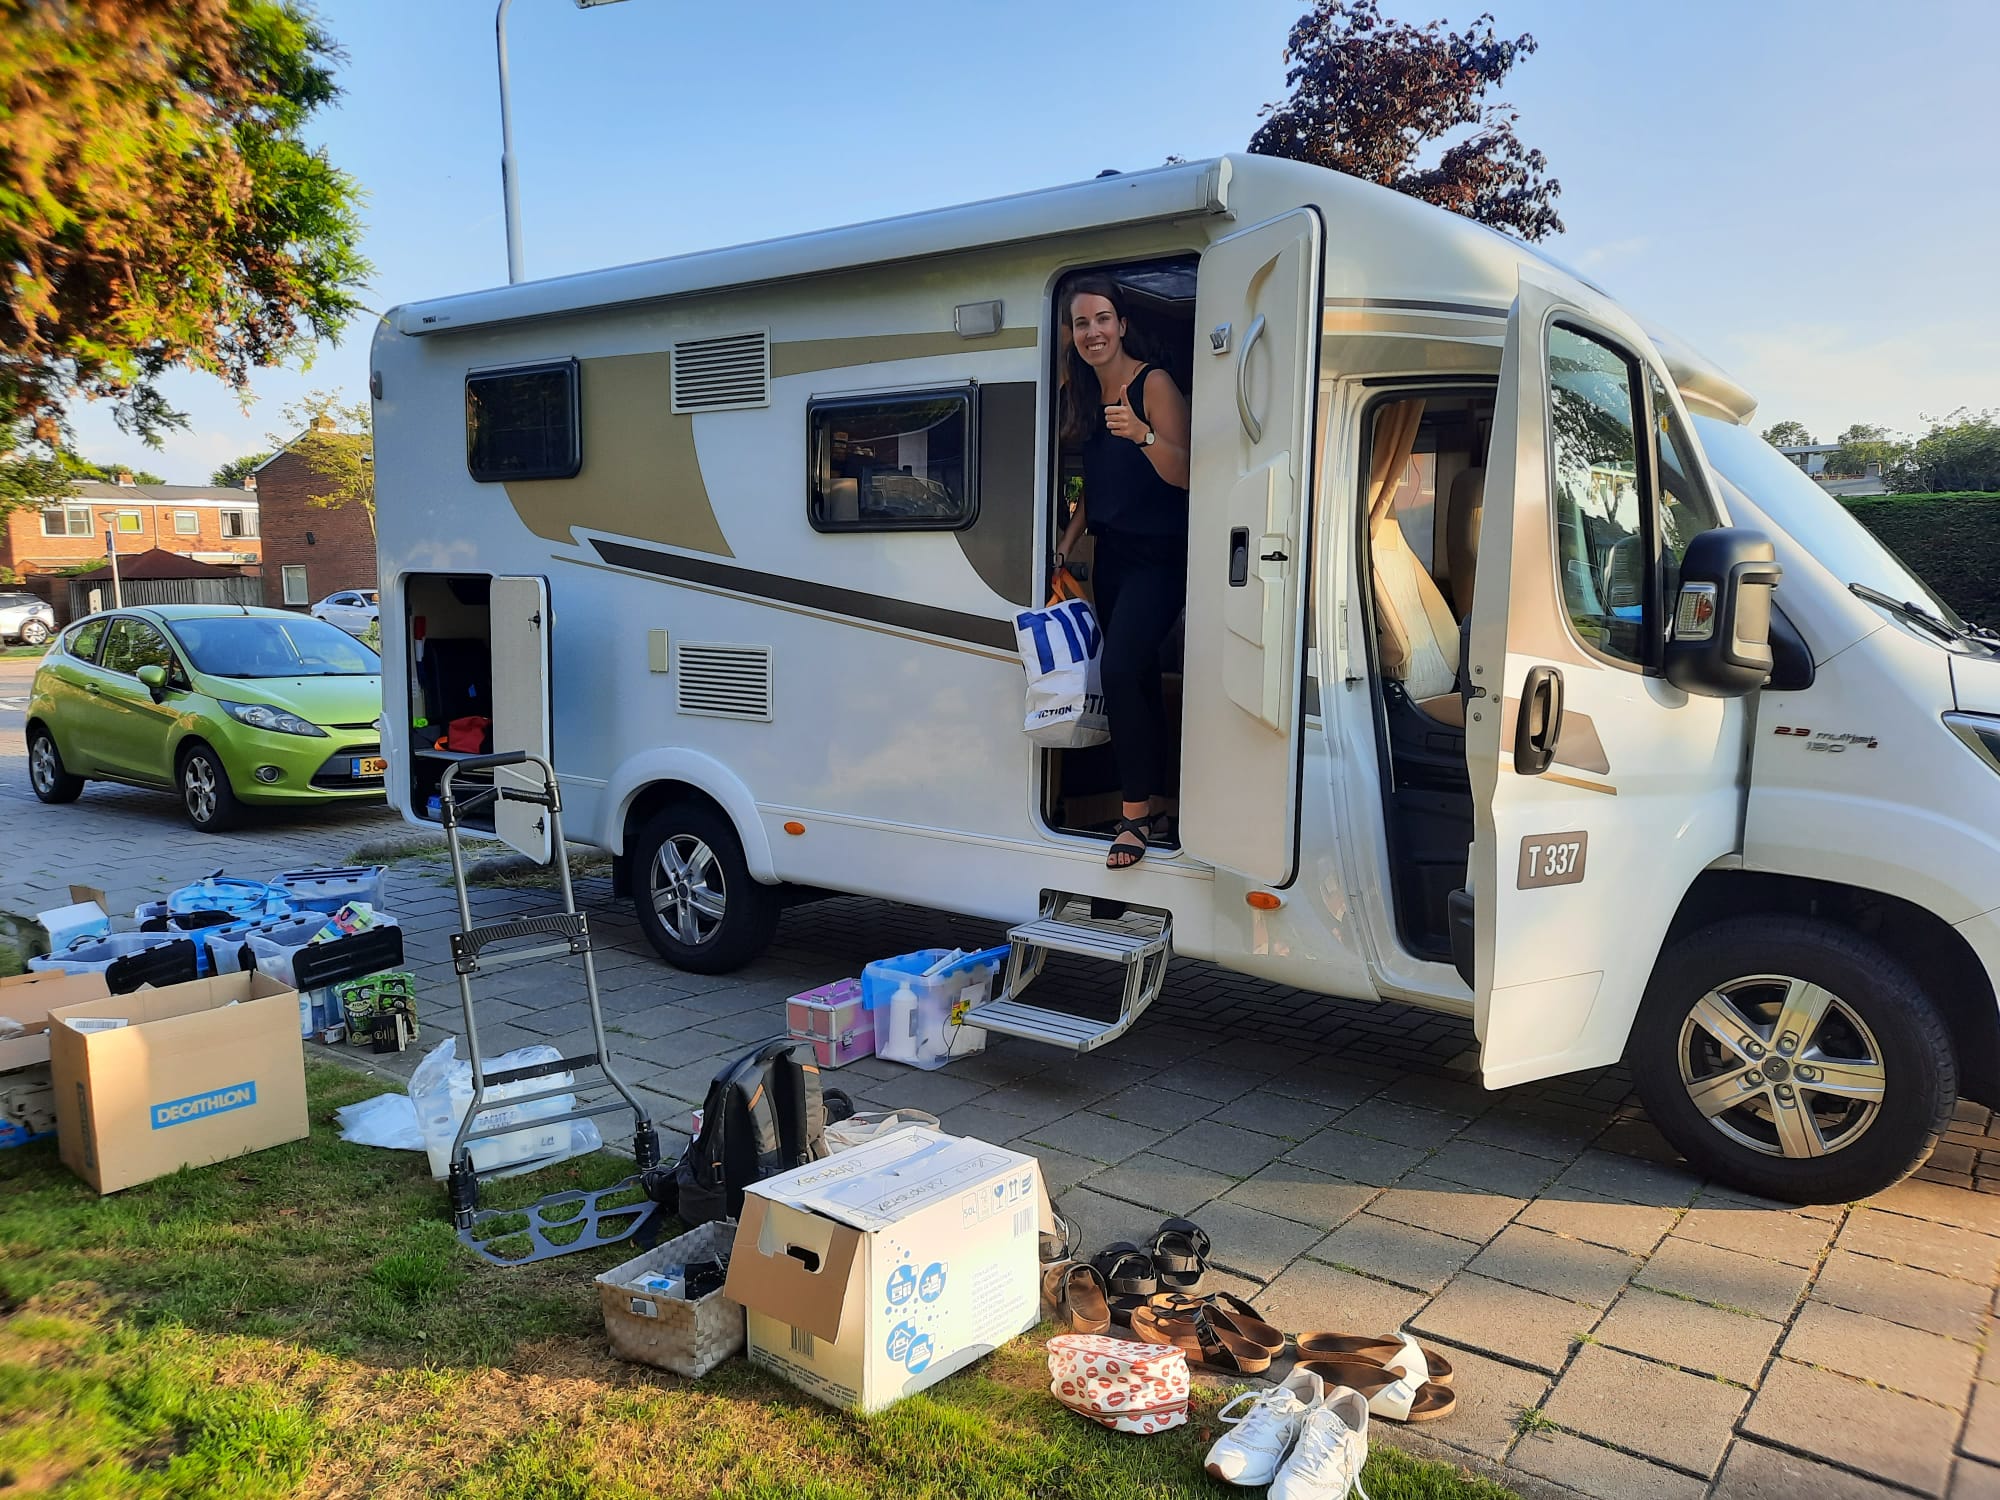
438 752 662 1265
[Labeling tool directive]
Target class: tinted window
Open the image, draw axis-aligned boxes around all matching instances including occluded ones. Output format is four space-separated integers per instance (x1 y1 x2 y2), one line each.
100 618 174 676
68 619 106 662
171 616 379 678
808 388 976 532
466 359 581 482
1649 371 1723 605
1548 324 1646 665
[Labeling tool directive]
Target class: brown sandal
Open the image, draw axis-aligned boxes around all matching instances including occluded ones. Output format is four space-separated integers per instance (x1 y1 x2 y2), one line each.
1296 1330 1455 1386
1296 1356 1457 1422
1042 1262 1111 1335
1130 1304 1274 1374
1145 1293 1285 1358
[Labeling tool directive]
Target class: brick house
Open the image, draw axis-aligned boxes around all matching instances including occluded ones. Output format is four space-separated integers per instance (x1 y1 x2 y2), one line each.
255 423 377 611
4 477 262 579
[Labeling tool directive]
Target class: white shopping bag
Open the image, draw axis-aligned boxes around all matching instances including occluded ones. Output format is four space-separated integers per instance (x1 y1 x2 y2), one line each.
1016 575 1109 749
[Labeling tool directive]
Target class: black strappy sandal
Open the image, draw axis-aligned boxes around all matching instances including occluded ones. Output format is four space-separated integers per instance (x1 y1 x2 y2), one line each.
1150 1217 1210 1293
1149 812 1180 851
1106 817 1149 870
1092 1241 1160 1324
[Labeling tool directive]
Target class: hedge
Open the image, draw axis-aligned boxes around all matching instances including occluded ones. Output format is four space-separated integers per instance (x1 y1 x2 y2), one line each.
1840 492 2000 626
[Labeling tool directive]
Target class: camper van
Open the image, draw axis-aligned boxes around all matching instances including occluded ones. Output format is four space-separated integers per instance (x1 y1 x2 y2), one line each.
372 154 2000 1205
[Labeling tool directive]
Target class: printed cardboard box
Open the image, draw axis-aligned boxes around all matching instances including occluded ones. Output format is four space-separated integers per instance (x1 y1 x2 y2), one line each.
0 970 111 1072
48 969 309 1194
724 1126 1040 1413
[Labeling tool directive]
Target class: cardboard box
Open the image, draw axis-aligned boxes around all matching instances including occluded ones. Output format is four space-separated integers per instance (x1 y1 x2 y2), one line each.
0 970 111 1072
38 884 110 953
724 1126 1040 1412
48 970 309 1194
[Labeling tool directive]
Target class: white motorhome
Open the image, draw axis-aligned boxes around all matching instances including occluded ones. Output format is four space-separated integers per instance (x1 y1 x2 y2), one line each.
372 154 2000 1204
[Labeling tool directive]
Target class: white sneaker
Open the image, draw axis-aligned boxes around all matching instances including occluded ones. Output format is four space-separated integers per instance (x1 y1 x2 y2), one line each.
1270 1385 1372 1500
1204 1368 1324 1486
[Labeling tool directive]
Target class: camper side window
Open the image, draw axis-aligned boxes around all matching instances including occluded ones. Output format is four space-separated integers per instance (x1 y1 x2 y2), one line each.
807 387 977 532
466 359 582 483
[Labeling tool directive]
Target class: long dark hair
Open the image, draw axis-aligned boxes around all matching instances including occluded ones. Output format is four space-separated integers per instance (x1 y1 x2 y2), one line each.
1059 275 1146 449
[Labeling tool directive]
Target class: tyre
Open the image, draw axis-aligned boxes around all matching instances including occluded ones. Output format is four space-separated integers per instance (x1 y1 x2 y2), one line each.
631 801 777 974
1631 915 1954 1204
178 743 243 833
27 725 84 804
20 619 49 646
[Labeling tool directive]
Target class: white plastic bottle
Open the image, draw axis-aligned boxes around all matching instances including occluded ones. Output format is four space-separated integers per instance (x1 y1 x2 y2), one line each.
886 979 919 1064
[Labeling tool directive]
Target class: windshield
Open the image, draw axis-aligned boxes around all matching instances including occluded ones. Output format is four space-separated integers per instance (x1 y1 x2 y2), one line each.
170 616 381 679
1693 416 1968 628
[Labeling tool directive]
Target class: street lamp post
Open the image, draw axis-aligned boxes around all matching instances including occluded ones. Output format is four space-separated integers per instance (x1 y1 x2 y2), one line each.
100 520 124 608
496 0 632 285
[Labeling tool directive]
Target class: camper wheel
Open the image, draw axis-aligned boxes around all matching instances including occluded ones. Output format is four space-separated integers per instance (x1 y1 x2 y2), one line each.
1631 915 1955 1205
631 800 777 974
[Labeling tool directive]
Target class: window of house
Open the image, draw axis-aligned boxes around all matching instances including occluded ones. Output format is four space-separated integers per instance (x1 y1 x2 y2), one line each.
222 509 258 538
173 510 199 535
807 387 977 532
115 511 141 534
282 565 309 606
100 617 173 676
40 505 91 538
465 359 581 482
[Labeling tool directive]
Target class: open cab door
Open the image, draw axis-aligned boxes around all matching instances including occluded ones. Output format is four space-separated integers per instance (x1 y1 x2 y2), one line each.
1180 209 1325 884
1465 268 1747 1089
490 575 554 863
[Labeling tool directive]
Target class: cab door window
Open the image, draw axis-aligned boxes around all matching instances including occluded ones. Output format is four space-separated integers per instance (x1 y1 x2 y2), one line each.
1648 369 1724 606
100 618 172 677
67 618 107 663
1548 324 1647 665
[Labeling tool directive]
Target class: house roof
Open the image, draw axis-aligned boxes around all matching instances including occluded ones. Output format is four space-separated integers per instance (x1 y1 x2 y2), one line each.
68 548 250 582
63 482 258 504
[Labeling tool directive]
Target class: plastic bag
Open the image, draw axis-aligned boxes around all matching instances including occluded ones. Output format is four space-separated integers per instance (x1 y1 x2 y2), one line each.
1015 576 1109 749
407 1036 602 1181
335 1092 423 1150
824 1107 942 1152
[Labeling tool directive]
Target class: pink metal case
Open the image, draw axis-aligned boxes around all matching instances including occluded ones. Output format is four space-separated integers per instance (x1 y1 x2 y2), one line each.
784 978 872 1068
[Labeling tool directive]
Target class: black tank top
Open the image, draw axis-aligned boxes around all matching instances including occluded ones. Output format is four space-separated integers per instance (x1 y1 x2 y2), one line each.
1082 363 1189 540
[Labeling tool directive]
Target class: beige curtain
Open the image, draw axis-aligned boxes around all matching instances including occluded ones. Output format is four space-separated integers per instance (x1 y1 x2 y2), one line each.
1367 399 1427 526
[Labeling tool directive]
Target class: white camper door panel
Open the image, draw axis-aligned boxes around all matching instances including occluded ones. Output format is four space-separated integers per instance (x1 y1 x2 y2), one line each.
1179 208 1324 886
490 575 554 864
1468 270 1744 1089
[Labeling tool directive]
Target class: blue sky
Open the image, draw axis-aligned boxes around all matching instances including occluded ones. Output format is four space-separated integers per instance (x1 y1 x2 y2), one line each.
69 0 2000 481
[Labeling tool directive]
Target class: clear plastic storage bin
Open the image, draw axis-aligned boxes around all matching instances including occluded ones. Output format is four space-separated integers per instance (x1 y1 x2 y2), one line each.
29 930 189 977
274 866 389 914
860 947 1007 1070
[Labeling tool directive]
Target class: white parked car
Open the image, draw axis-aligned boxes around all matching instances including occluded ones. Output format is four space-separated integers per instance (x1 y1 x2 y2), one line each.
0 589 56 646
311 589 379 635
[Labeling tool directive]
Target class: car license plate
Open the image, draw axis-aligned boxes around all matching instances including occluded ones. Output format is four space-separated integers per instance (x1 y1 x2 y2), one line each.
351 756 387 778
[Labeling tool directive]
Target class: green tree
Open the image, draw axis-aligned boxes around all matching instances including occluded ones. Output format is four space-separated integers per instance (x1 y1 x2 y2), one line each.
0 0 369 509
268 390 372 532
1761 421 1816 449
1888 409 2000 495
210 452 273 489
1822 422 1907 480
56 452 164 486
1250 1 1562 241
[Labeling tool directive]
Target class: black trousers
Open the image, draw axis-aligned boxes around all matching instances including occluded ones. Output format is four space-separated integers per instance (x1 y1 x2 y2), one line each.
1093 530 1187 804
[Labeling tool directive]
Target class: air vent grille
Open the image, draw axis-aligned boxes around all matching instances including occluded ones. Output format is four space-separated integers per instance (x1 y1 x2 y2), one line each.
670 331 770 413
675 643 773 722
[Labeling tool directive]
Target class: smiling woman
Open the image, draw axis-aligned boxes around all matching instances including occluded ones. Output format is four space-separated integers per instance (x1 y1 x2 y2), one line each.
171 616 380 679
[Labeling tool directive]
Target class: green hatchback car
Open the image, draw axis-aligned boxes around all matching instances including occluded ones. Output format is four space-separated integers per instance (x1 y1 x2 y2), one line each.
27 605 386 832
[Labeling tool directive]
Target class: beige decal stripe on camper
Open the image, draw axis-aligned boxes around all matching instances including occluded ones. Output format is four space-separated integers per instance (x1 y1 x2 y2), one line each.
501 351 734 554
591 538 1018 652
771 327 1037 378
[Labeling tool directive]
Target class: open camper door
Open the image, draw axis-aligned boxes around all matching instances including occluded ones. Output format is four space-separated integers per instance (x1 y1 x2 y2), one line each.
1179 208 1324 885
490 575 554 864
1466 267 1744 1089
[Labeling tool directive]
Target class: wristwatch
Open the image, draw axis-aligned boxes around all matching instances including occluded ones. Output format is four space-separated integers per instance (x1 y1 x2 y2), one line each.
1141 428 1156 447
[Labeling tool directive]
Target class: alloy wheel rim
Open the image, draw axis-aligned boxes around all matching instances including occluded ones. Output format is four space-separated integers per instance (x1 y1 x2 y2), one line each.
650 834 726 947
185 757 217 823
23 622 46 644
30 737 55 792
1677 973 1885 1159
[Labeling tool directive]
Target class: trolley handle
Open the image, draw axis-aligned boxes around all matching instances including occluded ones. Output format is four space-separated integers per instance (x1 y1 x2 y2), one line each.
439 750 557 815
451 751 532 773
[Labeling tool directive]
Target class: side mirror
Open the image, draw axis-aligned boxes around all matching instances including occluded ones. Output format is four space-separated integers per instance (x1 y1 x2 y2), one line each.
136 664 167 699
1663 528 1782 698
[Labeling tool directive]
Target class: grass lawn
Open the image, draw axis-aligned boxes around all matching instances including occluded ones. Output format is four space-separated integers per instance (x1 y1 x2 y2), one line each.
0 1062 1515 1499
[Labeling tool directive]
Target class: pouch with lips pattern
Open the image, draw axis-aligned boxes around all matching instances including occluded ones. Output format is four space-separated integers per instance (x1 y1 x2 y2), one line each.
1047 1333 1191 1434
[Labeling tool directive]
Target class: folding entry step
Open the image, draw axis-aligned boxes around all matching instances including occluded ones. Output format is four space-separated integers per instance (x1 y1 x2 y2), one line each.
965 894 1171 1054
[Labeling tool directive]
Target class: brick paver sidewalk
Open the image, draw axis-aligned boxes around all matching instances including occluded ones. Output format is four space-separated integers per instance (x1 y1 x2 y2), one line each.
5 746 1997 1499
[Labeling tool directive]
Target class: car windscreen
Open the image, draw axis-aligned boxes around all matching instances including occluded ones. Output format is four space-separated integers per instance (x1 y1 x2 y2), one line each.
170 616 381 678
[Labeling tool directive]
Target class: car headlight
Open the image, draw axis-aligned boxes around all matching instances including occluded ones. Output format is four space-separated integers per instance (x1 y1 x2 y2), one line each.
220 700 328 738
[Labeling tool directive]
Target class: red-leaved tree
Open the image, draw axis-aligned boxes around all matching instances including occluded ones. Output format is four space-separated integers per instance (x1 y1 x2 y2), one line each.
1250 0 1563 242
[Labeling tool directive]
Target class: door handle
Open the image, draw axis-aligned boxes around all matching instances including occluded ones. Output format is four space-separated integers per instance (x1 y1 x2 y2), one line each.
1513 665 1565 775
1228 527 1250 587
1235 313 1267 443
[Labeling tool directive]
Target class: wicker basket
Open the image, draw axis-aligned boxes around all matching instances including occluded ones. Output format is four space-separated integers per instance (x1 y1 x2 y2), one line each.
597 1219 745 1378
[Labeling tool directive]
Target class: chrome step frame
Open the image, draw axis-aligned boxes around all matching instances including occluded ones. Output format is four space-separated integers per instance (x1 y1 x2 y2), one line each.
967 894 1172 1054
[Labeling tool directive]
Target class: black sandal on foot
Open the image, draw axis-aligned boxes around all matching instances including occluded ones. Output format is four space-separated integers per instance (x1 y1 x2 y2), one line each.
1106 817 1149 870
